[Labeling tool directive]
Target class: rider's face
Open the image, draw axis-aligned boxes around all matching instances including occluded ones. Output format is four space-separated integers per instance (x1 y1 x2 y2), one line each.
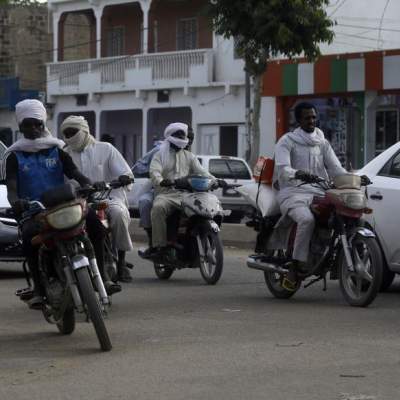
63 127 79 139
19 118 44 139
299 108 317 133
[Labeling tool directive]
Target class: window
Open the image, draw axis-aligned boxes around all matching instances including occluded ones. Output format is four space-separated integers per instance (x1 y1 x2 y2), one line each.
107 26 125 57
209 159 251 180
220 126 238 156
177 18 197 50
375 110 398 156
379 151 400 178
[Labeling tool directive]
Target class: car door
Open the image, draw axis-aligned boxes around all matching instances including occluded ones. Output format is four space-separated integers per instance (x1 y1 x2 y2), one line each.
368 150 400 270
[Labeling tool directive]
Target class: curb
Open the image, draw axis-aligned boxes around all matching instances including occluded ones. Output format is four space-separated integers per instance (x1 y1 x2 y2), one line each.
129 219 256 249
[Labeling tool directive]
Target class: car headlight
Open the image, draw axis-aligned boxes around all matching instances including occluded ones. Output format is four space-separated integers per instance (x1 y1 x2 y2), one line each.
46 204 83 230
340 193 366 210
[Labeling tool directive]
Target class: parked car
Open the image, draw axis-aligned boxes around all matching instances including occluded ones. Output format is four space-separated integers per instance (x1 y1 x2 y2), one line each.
358 142 400 290
128 155 254 223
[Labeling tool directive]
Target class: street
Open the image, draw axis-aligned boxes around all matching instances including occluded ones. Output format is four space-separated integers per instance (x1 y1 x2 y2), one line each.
0 246 399 400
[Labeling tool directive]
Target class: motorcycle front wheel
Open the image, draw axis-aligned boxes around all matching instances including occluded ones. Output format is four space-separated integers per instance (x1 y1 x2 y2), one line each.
76 268 112 351
339 235 383 307
198 231 223 285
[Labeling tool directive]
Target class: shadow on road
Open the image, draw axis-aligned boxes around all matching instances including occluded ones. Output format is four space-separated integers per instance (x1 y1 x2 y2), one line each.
0 267 25 280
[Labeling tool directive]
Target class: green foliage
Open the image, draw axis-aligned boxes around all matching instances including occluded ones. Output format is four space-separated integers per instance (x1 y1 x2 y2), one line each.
0 0 41 6
208 0 335 75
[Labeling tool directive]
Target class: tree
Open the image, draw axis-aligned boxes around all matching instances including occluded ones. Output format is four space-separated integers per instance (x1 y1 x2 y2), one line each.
207 0 335 167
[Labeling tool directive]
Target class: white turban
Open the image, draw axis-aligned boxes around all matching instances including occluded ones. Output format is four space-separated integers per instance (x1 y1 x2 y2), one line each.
60 115 95 152
15 99 47 124
159 122 189 169
164 122 188 139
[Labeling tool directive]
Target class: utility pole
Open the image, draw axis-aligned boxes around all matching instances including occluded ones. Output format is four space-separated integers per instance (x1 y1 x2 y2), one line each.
245 69 252 162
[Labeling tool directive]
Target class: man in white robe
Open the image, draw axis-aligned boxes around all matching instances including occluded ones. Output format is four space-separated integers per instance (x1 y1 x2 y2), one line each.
60 115 134 283
141 123 214 258
274 102 347 290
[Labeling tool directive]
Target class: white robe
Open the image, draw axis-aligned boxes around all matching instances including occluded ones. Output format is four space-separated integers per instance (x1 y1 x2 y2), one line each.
65 141 134 251
269 127 347 261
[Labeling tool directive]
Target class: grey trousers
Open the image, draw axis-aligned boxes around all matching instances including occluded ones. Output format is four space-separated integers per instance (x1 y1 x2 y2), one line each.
138 191 154 229
106 202 133 252
287 206 315 263
151 193 182 248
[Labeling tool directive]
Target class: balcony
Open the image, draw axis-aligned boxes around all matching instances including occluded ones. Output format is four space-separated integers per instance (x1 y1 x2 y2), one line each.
47 49 214 99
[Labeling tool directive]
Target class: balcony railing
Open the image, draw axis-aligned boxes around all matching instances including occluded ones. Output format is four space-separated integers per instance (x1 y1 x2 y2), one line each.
47 49 213 95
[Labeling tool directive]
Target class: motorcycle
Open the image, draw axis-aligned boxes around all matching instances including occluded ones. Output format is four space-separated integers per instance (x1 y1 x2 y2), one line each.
0 210 24 262
246 174 383 307
140 175 230 285
14 178 132 351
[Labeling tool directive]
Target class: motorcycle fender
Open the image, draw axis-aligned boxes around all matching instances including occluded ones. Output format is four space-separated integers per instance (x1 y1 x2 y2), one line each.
71 254 90 271
352 227 375 238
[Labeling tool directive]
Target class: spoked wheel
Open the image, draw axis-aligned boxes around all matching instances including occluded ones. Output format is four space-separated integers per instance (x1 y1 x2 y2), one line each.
263 250 299 299
56 306 75 335
198 232 223 285
339 235 383 307
154 263 174 280
264 271 299 299
76 268 112 351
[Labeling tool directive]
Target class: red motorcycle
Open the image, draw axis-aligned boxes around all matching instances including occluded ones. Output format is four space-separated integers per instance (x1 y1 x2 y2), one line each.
247 174 383 307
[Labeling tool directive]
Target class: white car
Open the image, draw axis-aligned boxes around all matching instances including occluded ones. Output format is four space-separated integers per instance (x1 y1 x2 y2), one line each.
359 142 400 290
128 155 254 223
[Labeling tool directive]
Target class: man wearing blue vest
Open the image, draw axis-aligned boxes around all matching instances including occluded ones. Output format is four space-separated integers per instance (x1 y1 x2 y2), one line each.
4 99 95 308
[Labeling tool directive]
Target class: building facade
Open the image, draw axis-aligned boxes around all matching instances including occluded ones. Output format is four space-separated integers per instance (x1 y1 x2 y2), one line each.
260 49 400 169
0 4 50 143
47 0 247 166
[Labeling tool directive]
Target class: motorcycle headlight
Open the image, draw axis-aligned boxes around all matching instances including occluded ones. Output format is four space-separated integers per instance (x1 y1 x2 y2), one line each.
46 204 83 230
340 193 366 210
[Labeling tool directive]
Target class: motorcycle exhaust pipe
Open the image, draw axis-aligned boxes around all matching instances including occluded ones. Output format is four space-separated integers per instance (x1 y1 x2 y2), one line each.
89 258 109 306
247 256 287 274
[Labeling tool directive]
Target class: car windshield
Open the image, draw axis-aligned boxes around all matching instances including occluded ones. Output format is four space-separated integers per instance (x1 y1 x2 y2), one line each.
209 159 251 179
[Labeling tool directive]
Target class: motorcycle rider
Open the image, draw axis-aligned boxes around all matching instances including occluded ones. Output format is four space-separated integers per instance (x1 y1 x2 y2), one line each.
141 123 214 258
134 128 194 250
60 115 134 283
274 102 349 291
4 99 93 308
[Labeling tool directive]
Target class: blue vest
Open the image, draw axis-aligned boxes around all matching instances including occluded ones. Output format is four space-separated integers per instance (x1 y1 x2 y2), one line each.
15 147 64 201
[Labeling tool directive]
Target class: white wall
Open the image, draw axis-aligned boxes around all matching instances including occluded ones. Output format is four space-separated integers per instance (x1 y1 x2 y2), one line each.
322 0 400 54
259 97 277 157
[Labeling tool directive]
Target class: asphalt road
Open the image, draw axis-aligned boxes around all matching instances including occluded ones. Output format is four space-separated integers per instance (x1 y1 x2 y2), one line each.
1 246 400 400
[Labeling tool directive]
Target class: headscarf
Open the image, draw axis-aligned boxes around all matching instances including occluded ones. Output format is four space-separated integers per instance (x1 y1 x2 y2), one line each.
159 122 189 169
287 127 325 147
5 99 64 153
61 115 96 152
15 99 47 125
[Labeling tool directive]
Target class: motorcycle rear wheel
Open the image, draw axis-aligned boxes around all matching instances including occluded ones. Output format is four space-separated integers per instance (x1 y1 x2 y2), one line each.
198 231 223 285
154 263 174 280
264 271 299 299
76 268 112 351
56 306 75 335
339 235 383 307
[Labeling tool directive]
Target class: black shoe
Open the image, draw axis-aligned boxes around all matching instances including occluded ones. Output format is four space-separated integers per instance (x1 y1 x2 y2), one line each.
118 265 133 283
27 294 44 310
138 247 157 259
104 281 122 295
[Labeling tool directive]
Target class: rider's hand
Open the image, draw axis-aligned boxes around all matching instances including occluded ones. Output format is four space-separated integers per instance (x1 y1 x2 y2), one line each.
93 181 107 191
160 179 174 187
295 170 317 183
174 177 187 189
216 179 228 188
118 175 133 186
360 174 372 186
12 199 29 217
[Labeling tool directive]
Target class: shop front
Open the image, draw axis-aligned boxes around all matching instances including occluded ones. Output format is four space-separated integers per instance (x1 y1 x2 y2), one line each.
262 49 400 169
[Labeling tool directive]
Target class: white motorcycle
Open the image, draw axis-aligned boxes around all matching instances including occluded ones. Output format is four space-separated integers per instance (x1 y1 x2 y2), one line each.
140 175 230 284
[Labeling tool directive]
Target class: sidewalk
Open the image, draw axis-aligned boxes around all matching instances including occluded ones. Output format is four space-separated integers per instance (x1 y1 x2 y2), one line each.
129 219 257 249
